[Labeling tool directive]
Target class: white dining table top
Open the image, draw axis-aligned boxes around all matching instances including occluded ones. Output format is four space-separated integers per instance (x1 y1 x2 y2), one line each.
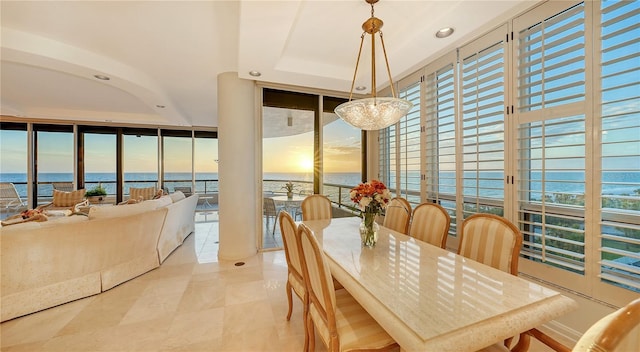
302 216 578 352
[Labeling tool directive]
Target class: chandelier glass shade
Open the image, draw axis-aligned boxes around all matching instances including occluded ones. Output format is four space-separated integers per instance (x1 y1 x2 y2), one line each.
335 97 412 131
335 0 413 130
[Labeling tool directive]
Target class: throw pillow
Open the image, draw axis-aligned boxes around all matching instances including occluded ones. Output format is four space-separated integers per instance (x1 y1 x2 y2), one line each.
1 208 48 226
118 198 141 205
129 186 156 201
169 191 186 203
152 189 164 199
146 195 172 209
52 189 86 207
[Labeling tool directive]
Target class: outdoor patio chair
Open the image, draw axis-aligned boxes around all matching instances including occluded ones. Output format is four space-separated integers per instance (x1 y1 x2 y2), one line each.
0 182 28 213
52 182 74 192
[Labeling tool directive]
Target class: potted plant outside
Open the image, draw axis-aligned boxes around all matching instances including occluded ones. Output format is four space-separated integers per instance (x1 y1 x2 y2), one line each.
85 183 107 204
282 181 295 199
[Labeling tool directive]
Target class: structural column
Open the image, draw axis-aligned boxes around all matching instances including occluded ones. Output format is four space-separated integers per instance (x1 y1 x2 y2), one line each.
217 72 257 260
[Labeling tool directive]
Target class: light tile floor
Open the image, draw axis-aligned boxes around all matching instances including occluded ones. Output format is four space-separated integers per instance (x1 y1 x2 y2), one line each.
0 214 557 352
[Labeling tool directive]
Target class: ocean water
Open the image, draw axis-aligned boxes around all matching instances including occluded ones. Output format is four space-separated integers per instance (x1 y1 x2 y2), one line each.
0 172 363 198
1 171 638 200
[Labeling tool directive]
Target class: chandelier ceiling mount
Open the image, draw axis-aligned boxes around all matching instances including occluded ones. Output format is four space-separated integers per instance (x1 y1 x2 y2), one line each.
334 0 413 131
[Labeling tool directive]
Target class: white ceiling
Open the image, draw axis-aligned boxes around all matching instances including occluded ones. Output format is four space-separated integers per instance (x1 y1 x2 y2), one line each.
0 0 535 128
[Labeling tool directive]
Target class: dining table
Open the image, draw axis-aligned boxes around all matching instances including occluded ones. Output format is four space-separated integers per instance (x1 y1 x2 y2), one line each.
272 194 305 218
302 216 578 352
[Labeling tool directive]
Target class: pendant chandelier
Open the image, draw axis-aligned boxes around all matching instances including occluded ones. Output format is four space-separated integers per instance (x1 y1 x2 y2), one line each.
334 0 413 131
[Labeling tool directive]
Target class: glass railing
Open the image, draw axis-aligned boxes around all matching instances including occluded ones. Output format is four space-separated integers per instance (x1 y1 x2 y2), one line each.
263 179 359 214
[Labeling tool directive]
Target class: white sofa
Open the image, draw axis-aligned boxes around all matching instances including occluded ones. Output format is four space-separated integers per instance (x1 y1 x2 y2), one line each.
0 192 198 322
156 193 199 263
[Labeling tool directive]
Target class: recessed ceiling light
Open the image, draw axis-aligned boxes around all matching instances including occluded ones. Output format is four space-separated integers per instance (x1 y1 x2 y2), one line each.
156 105 165 109
94 74 110 81
355 86 367 91
249 70 261 77
435 27 454 38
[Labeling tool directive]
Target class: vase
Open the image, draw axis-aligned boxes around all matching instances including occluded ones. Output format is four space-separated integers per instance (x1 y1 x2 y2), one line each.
287 191 293 199
359 211 379 247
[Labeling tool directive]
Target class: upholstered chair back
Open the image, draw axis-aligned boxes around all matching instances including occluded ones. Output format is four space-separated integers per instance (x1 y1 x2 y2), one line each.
299 224 336 344
409 203 450 249
130 186 156 201
458 213 522 275
301 194 332 221
382 197 412 234
573 298 640 352
279 211 304 293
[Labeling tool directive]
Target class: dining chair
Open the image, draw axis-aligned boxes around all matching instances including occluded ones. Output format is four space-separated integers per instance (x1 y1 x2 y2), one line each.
263 197 282 237
409 202 450 248
458 213 522 275
494 297 640 352
297 223 398 352
382 196 412 234
301 194 332 221
278 211 309 351
459 213 524 351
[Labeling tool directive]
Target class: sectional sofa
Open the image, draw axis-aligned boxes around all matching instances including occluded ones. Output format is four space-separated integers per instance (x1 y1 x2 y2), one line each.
0 192 198 322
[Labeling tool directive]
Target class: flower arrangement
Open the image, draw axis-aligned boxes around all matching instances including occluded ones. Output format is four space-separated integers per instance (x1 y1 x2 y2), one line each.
349 179 392 213
350 180 392 247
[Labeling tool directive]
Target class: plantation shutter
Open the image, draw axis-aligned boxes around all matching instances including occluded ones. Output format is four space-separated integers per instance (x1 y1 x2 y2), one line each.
424 54 457 236
377 124 398 194
378 128 391 184
598 0 640 292
514 2 588 274
398 81 422 205
459 27 507 219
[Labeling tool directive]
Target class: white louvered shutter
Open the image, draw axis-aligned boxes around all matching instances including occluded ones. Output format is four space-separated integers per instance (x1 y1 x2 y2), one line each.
598 0 640 293
514 2 588 274
424 54 458 236
398 81 422 205
459 27 508 219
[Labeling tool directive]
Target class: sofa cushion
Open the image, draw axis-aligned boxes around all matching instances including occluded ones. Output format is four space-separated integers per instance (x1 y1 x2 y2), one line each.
88 201 156 220
52 189 86 207
145 195 172 209
129 187 156 201
169 191 186 203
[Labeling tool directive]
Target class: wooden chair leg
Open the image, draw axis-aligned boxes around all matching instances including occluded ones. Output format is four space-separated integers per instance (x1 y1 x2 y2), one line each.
303 296 309 352
285 281 293 321
307 312 315 352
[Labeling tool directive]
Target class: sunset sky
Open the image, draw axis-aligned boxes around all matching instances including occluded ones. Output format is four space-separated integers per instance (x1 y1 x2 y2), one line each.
0 118 360 175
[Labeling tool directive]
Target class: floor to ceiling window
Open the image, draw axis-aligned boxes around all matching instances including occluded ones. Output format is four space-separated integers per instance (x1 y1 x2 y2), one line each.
80 127 117 204
162 130 193 194
322 96 361 209
261 88 361 250
262 97 315 250
194 131 218 214
34 124 74 206
0 122 28 219
123 128 158 198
